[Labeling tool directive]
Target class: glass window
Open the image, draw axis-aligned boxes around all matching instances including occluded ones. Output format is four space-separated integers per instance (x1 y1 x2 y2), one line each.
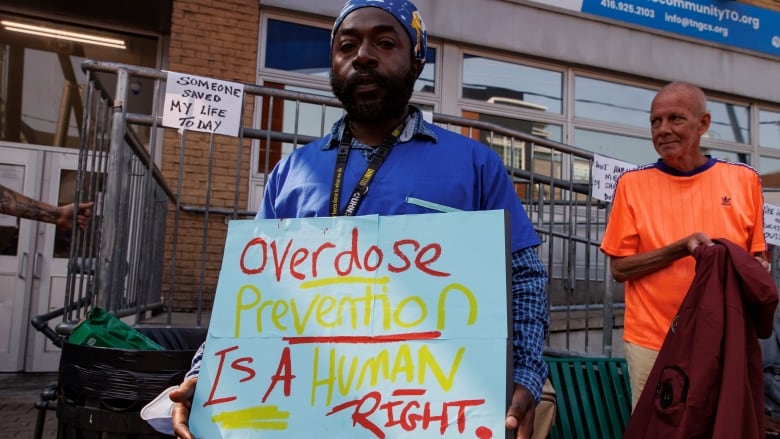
256 83 343 175
265 19 331 77
476 112 562 142
700 148 750 165
264 18 437 91
0 163 24 255
0 16 157 148
462 54 562 113
706 100 749 144
574 129 656 166
759 156 780 190
760 109 780 149
458 111 562 169
574 76 655 129
492 116 560 171
455 110 564 202
416 50 436 93
574 129 750 167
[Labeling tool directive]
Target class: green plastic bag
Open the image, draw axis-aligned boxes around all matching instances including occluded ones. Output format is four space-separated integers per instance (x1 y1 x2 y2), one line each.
67 307 164 350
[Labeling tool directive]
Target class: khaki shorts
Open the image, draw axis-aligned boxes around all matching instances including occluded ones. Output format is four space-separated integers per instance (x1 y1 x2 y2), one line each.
624 341 659 409
532 378 557 439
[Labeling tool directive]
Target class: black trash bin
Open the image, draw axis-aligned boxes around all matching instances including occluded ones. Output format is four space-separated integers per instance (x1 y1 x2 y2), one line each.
57 327 206 439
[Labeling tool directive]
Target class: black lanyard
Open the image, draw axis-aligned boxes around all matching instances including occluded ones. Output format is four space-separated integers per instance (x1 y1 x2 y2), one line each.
329 116 409 216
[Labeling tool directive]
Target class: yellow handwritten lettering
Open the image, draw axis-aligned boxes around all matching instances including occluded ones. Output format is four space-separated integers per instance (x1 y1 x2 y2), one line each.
337 355 358 396
391 343 414 382
235 284 261 337
211 405 290 431
290 294 320 334
255 300 274 332
269 300 289 331
311 346 336 406
311 344 465 406
237 279 478 337
419 345 464 392
315 295 338 328
437 283 477 330
393 296 427 328
357 349 390 390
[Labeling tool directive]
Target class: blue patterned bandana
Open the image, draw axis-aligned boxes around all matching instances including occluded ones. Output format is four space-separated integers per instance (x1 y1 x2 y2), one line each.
332 0 428 62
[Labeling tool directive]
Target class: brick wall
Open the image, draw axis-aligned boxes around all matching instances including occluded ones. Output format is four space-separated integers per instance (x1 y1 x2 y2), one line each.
163 0 260 311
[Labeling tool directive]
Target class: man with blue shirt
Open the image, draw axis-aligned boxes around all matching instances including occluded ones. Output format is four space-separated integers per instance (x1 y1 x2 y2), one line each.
168 1 549 437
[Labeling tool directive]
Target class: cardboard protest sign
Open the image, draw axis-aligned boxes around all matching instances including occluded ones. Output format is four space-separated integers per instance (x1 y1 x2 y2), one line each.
190 211 512 438
162 71 244 136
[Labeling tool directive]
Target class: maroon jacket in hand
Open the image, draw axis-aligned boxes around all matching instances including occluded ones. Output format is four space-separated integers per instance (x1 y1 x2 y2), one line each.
624 238 778 439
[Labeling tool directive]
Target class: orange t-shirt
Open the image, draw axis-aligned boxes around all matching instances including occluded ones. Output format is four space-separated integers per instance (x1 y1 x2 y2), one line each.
600 159 765 350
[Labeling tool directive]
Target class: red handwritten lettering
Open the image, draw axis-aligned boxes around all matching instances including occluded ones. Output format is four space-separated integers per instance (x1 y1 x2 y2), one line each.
326 388 485 437
204 346 240 407
289 247 309 280
271 240 293 281
311 242 335 277
232 357 255 383
261 347 296 402
328 391 384 438
388 240 417 273
238 227 451 281
335 228 364 275
364 245 383 271
416 243 448 277
476 426 493 439
239 238 267 275
444 399 485 434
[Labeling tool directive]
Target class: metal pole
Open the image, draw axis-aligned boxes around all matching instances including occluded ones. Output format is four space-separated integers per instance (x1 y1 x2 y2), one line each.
97 68 130 313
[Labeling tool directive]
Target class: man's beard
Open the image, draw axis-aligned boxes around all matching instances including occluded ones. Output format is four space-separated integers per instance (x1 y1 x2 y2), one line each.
330 67 417 123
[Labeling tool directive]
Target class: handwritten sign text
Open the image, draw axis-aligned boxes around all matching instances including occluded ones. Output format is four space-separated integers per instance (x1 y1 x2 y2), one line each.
190 212 511 438
162 72 244 136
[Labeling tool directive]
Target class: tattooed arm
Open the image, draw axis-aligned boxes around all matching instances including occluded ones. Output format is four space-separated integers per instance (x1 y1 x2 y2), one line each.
0 184 93 230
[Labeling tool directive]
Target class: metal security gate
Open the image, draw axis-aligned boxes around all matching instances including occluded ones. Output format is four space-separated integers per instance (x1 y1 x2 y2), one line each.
61 60 629 356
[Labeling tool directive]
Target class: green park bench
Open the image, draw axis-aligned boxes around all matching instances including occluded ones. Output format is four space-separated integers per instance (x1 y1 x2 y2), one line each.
545 356 632 439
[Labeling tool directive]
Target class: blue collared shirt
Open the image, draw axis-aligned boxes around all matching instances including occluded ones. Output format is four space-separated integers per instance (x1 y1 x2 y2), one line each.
188 106 549 401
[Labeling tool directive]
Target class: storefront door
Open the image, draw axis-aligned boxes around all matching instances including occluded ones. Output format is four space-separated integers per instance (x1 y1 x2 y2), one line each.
0 144 86 371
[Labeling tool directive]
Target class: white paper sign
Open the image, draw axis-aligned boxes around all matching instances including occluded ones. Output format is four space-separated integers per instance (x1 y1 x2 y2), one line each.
591 154 638 203
764 203 780 247
162 72 244 136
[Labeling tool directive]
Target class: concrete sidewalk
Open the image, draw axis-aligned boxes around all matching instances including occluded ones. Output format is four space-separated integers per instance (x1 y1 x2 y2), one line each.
0 372 58 439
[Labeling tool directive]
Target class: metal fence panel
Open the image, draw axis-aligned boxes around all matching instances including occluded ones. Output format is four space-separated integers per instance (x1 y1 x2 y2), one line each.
66 61 639 356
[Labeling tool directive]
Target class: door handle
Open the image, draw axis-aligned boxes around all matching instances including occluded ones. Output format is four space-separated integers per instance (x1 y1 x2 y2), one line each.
33 252 43 279
18 252 28 279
